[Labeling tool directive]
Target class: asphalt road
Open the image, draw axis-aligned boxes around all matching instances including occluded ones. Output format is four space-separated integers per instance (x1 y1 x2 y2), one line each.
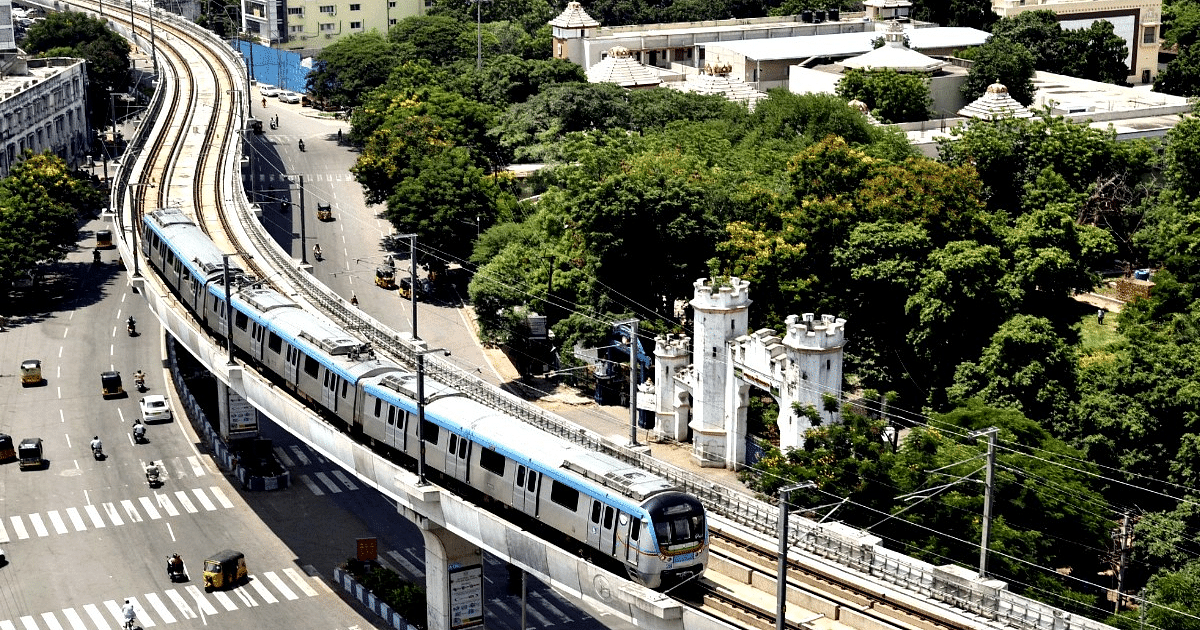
0 219 372 630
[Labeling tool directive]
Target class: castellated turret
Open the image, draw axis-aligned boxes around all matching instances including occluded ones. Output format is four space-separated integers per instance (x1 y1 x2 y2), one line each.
654 334 691 441
689 277 751 467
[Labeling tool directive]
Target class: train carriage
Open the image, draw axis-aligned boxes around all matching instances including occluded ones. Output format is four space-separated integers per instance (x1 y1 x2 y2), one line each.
142 208 243 318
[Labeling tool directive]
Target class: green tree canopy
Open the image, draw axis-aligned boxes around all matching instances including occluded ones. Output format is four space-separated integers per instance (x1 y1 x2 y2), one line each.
835 68 931 123
307 33 403 109
959 37 1037 105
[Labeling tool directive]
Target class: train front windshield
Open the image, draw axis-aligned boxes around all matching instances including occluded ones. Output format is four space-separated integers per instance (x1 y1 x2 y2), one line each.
647 494 707 551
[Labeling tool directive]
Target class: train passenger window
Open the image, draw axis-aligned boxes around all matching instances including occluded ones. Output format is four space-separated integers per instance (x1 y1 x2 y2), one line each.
268 332 283 353
166 251 176 267
516 466 525 487
323 371 330 387
479 448 505 474
234 311 248 330
449 434 458 453
458 437 468 458
374 398 382 417
527 471 538 492
630 521 641 541
303 356 319 377
341 380 348 398
603 506 614 529
591 501 601 524
421 419 439 445
549 481 579 510
387 406 395 425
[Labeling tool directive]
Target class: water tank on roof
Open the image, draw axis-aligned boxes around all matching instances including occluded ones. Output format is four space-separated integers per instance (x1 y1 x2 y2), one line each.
1134 269 1151 281
814 9 826 22
801 10 813 22
827 8 839 21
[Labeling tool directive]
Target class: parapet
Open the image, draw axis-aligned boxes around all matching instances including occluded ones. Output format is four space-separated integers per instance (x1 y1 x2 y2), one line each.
655 334 690 359
691 277 751 311
783 313 847 350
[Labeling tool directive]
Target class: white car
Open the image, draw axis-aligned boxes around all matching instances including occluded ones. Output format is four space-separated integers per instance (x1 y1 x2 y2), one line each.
258 84 280 97
140 395 173 423
277 91 301 104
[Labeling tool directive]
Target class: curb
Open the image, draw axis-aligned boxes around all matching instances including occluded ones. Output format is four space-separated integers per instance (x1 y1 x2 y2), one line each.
332 567 418 630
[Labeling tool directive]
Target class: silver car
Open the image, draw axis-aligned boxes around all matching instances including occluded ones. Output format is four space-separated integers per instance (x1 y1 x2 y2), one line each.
278 91 301 104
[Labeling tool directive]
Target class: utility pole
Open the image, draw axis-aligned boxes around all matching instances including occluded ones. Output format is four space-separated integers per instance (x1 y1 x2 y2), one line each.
776 482 813 630
1115 512 1131 613
970 427 999 578
615 318 638 446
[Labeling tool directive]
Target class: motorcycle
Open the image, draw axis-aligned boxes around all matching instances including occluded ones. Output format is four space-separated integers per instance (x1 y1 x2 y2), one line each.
93 249 101 264
127 317 137 337
298 139 305 152
134 373 146 392
269 120 277 130
91 444 104 460
166 555 187 582
145 463 161 487
132 423 147 444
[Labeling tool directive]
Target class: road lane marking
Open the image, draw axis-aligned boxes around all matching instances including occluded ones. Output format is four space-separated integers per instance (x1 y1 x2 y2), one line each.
29 513 49 537
211 592 238 611
66 507 87 531
18 616 36 630
247 577 278 604
191 488 217 511
331 471 359 491
0 619 15 630
81 603 106 630
120 499 143 523
60 608 88 630
263 572 298 600
138 496 162 520
164 589 196 620
157 493 179 517
387 550 423 578
273 447 294 467
187 456 206 477
231 588 259 608
288 445 310 465
314 472 341 494
9 516 28 540
47 510 69 535
209 486 234 509
282 568 318 597
298 474 323 495
101 503 123 526
301 565 333 594
142 594 174 625
174 491 197 513
532 591 574 622
0 519 8 543
40 612 64 630
184 586 218 616
84 504 106 528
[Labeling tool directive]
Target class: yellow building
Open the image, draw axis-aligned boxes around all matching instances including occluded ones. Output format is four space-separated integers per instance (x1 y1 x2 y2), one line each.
991 0 1161 84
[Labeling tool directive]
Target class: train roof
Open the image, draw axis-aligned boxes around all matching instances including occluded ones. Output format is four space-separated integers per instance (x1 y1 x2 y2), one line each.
236 287 299 313
144 208 243 281
255 306 400 381
428 394 678 504
362 371 461 407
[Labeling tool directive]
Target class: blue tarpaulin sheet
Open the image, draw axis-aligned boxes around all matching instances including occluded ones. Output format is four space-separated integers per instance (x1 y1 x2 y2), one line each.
233 40 311 93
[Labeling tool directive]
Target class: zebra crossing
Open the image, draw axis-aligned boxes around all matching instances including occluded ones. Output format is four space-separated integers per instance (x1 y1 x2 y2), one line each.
0 486 235 543
0 567 330 630
273 445 361 496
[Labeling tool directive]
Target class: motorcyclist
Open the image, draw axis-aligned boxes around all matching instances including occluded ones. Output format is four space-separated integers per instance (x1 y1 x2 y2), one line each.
90 436 103 454
93 249 101 264
133 421 146 441
167 553 184 577
127 316 136 334
134 369 146 389
298 139 305 151
350 294 359 307
121 599 136 629
313 243 322 259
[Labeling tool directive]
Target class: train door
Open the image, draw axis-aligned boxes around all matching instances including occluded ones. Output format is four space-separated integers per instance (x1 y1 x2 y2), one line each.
321 371 338 412
444 434 469 482
215 294 229 337
623 514 641 567
598 504 618 556
512 465 539 516
384 404 400 448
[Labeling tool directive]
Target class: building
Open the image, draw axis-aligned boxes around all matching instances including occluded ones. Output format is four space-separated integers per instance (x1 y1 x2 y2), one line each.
991 0 1162 84
240 0 426 53
0 1 88 177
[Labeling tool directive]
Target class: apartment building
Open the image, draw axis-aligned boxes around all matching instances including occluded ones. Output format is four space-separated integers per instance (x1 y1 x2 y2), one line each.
241 0 426 53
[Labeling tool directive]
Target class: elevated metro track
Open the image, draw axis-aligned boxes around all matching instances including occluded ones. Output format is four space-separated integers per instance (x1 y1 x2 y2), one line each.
33 3 1119 630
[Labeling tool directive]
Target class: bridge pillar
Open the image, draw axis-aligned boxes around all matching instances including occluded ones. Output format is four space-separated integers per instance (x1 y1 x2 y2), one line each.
216 368 260 441
420 521 485 630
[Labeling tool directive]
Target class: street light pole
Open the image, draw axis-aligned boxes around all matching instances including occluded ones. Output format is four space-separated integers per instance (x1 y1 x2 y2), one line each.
416 347 450 486
615 318 639 446
777 481 814 630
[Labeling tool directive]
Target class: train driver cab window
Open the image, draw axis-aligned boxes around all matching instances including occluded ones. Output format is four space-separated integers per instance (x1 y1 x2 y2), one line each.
374 398 382 417
303 355 319 377
235 311 248 330
268 332 283 353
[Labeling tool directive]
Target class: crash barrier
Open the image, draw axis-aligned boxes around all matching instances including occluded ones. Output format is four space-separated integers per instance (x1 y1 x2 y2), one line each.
166 337 290 491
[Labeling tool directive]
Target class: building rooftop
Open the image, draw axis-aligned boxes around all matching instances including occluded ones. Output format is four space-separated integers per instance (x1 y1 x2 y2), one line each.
550 1 601 29
705 26 989 62
587 47 663 87
958 81 1033 119
669 64 767 108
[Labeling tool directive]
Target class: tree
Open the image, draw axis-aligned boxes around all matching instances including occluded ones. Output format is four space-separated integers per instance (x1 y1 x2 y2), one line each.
959 37 1037 105
1164 0 1200 49
990 10 1063 68
492 82 631 161
911 0 998 30
0 153 102 290
745 90 879 146
835 68 931 123
23 12 131 128
307 33 402 108
1155 42 1200 96
1058 21 1129 84
389 15 475 65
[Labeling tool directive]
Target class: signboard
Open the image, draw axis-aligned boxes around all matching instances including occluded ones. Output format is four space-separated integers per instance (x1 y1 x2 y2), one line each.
228 390 258 436
449 565 484 629
356 538 378 562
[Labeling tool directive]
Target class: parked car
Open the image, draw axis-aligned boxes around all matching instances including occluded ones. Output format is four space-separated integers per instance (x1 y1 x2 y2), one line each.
277 91 301 104
140 394 173 423
258 84 280 97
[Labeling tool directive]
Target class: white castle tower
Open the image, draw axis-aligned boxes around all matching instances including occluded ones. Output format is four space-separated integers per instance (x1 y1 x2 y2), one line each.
689 277 750 467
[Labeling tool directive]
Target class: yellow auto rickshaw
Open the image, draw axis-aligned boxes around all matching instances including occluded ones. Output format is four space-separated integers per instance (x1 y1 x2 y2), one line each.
18 437 44 470
203 550 247 591
316 202 332 221
96 229 113 249
0 433 14 462
101 370 124 398
21 359 43 386
375 267 396 290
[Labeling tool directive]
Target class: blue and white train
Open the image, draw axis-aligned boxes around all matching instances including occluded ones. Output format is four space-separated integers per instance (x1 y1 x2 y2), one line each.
140 207 708 588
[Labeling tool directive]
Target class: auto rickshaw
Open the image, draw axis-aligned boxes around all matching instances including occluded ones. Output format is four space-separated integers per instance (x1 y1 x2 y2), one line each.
203 550 247 591
101 370 124 398
18 437 43 470
96 229 113 249
0 433 14 461
375 266 396 290
248 118 263 134
20 359 43 386
316 202 332 221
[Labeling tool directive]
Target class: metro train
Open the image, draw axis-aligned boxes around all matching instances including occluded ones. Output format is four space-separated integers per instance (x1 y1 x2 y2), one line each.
139 207 708 588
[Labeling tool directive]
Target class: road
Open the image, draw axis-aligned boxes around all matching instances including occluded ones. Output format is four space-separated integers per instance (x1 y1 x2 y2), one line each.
0 220 371 630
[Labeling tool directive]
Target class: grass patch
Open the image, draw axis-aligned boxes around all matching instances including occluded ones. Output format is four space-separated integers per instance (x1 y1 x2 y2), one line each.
1079 313 1123 353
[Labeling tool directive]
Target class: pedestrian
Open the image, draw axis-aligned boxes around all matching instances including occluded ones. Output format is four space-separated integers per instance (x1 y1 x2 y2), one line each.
1097 308 1106 325
337 128 342 143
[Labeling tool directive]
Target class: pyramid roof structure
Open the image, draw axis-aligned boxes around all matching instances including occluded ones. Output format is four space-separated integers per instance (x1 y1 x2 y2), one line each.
670 62 767 109
586 47 662 88
549 2 601 29
841 20 946 73
958 81 1033 119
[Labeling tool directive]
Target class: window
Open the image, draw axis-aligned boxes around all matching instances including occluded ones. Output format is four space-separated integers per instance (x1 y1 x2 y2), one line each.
479 448 505 474
320 22 335 32
591 501 601 523
235 311 248 330
1144 26 1156 44
421 419 439 444
289 25 304 34
319 5 334 13
349 3 360 9
374 398 382 417
550 481 579 510
303 355 319 377
268 332 282 353
350 21 362 29
603 505 614 529
287 7 302 15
